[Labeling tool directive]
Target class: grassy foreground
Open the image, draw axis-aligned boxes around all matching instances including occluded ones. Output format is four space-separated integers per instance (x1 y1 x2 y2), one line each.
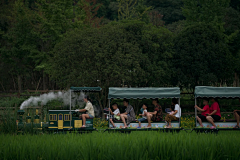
0 131 240 160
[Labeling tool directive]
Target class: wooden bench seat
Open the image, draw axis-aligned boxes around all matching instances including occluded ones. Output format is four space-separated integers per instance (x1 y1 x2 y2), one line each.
113 119 179 123
201 119 236 122
197 119 237 128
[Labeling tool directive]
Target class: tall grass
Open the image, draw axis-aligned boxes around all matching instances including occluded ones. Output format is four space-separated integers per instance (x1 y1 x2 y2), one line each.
0 131 239 160
0 107 18 134
0 107 43 134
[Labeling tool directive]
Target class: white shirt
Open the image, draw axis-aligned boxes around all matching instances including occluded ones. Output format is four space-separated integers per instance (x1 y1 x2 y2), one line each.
142 109 147 119
113 108 120 115
84 101 95 117
174 104 181 118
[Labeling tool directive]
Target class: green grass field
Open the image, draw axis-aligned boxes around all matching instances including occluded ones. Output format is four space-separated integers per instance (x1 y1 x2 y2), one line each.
1 131 240 160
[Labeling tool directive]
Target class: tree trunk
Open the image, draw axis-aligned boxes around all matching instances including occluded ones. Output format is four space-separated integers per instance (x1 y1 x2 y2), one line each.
48 75 51 90
11 74 16 91
43 71 46 90
17 75 22 93
97 91 106 119
234 72 239 87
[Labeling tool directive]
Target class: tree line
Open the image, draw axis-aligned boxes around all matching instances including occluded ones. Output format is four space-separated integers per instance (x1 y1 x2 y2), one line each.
0 0 240 109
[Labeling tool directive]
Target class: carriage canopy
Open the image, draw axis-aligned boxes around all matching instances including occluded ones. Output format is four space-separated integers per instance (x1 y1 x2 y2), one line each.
194 86 240 98
70 87 102 92
108 87 180 99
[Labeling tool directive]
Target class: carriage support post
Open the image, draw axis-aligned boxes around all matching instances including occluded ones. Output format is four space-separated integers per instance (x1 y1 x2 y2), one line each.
178 98 181 127
195 97 197 127
70 89 72 129
108 99 110 128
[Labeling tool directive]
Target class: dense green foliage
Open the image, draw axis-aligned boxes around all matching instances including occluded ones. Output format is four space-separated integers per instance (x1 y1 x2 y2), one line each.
182 0 230 32
1 0 240 109
0 131 240 159
173 23 234 90
49 20 173 108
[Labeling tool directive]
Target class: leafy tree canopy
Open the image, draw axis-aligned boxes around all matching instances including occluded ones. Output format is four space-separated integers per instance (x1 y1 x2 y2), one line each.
182 0 230 32
173 23 234 90
48 20 173 108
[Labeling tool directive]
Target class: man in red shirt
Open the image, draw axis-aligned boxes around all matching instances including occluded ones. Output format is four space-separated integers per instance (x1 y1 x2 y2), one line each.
195 98 210 127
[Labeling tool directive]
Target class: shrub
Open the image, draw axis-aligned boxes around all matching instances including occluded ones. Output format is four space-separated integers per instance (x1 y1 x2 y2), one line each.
93 118 108 128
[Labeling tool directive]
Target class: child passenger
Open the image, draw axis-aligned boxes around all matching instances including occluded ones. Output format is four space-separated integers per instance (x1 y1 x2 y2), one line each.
137 104 148 129
109 103 120 129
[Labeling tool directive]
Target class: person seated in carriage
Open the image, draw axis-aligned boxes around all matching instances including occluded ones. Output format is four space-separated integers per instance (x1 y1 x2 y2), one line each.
165 98 181 128
194 98 210 127
233 99 240 129
145 99 163 128
75 96 95 128
120 99 135 128
109 103 120 129
206 98 221 129
137 104 148 129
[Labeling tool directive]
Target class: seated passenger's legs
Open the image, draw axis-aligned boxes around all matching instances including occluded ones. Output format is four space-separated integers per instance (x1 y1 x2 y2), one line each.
165 114 177 122
138 118 146 128
234 112 240 127
206 116 216 128
165 114 178 128
109 118 116 127
196 115 205 127
82 114 90 126
146 113 152 127
120 114 128 127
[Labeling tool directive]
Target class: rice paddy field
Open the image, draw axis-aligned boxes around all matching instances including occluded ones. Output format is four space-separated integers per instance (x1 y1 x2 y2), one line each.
0 131 240 160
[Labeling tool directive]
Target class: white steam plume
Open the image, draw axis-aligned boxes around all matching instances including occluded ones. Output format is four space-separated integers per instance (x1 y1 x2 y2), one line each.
20 90 85 110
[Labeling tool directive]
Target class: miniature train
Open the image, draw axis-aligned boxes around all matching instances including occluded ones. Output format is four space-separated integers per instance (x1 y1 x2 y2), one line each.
16 86 240 133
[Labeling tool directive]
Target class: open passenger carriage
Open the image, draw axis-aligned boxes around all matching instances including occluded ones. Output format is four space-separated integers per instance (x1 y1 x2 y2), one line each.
106 87 182 133
194 86 240 133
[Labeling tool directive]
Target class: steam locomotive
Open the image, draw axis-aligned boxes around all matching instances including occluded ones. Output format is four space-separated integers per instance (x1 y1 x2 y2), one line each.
16 109 95 133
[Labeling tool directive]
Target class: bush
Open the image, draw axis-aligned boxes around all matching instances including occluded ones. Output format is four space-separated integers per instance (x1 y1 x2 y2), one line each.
93 118 108 128
181 117 195 129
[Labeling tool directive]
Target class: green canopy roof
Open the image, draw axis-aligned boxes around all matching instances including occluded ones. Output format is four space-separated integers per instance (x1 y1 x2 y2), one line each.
70 87 102 92
108 87 180 99
195 86 240 98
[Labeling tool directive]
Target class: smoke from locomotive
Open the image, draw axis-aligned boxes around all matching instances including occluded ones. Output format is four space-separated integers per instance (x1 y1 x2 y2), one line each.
20 90 85 110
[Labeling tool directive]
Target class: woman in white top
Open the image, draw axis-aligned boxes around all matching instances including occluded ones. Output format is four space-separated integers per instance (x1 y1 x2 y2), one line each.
165 98 181 128
76 96 95 128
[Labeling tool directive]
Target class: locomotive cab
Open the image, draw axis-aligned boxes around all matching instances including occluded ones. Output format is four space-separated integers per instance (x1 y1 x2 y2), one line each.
48 110 94 131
